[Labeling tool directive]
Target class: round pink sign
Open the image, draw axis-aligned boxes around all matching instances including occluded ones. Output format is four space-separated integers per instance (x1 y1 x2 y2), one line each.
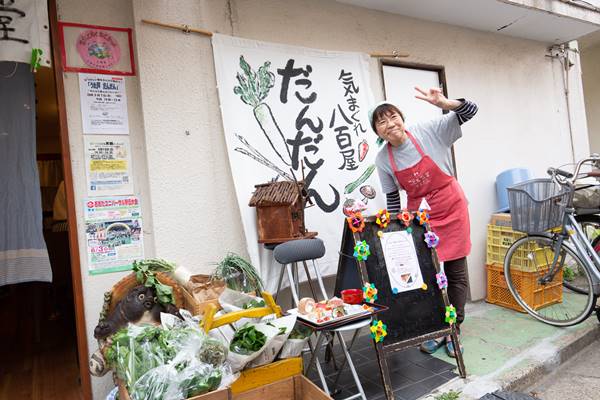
76 29 121 70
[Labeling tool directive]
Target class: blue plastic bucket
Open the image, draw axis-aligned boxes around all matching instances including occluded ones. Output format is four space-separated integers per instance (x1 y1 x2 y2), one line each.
495 168 533 213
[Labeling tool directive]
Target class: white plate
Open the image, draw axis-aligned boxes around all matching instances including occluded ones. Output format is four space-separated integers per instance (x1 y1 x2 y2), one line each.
288 304 370 326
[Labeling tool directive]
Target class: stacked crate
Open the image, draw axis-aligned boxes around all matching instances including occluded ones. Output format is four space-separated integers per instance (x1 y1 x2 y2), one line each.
485 213 563 312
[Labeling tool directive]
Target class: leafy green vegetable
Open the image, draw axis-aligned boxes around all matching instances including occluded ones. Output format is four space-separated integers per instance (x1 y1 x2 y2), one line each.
288 324 313 340
230 325 267 355
198 338 228 367
132 259 176 305
180 369 222 398
242 298 266 309
214 253 264 294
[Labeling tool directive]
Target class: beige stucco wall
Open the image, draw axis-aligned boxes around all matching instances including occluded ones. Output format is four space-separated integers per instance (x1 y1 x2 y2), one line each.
55 0 155 397
56 1 591 398
581 42 600 154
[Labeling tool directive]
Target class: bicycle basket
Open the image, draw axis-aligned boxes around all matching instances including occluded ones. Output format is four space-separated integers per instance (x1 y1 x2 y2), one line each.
507 178 572 234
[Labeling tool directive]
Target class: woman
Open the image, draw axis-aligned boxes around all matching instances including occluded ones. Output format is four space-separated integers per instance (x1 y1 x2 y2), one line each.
368 87 478 357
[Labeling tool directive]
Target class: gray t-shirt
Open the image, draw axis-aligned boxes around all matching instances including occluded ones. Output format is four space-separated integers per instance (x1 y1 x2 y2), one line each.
375 112 462 193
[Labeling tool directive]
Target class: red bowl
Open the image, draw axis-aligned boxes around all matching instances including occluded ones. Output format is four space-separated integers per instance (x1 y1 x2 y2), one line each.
341 289 363 305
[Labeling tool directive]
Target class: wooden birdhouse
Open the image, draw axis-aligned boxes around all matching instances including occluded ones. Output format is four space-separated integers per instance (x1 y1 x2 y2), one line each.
248 180 314 244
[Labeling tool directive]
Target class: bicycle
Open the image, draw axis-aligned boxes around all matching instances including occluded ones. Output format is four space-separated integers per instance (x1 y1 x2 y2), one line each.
503 154 600 327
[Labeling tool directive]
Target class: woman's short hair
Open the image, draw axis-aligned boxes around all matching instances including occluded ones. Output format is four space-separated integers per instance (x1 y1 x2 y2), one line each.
370 103 405 133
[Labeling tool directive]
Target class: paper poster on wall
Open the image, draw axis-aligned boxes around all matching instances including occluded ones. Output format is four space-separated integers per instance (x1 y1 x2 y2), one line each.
84 196 144 275
380 231 424 294
84 136 133 196
79 73 129 134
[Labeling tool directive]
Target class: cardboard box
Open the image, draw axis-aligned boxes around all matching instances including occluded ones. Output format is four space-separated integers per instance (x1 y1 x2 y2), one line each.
490 213 512 227
233 375 331 400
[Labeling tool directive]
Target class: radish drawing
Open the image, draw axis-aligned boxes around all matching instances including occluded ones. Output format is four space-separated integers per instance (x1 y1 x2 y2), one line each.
233 56 292 166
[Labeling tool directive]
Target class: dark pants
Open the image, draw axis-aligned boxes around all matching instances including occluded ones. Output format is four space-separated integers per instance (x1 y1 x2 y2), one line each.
444 257 468 327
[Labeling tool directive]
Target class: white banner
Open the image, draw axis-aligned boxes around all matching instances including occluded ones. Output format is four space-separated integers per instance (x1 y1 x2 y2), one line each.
0 0 51 65
212 34 384 290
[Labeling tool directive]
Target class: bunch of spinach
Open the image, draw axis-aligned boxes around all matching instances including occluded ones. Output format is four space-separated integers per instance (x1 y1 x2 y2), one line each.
229 325 266 355
133 258 176 305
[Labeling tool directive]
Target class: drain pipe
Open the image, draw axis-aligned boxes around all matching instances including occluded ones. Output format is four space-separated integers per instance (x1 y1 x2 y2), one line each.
547 43 578 164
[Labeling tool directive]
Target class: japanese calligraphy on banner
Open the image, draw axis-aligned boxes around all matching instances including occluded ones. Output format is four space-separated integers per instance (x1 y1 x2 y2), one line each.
0 0 51 64
84 196 144 275
212 34 384 288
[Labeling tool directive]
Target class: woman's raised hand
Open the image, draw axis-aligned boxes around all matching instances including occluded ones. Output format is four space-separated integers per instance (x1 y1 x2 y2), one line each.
414 86 447 108
414 86 463 111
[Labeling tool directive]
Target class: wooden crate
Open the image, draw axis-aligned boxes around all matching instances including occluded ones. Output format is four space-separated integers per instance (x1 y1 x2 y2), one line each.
230 358 303 394
118 381 230 400
485 263 563 313
233 375 331 400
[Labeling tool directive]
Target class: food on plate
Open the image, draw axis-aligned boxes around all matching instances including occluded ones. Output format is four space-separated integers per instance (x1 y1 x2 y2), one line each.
298 297 316 315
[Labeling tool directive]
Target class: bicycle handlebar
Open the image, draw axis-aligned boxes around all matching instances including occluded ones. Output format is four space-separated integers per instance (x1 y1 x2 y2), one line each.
548 153 600 187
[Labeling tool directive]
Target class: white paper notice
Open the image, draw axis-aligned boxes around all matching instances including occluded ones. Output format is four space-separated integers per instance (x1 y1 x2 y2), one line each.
84 136 133 196
79 73 129 134
380 231 424 294
84 196 144 274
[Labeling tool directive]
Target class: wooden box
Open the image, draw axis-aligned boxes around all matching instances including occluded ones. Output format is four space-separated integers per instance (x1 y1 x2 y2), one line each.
233 375 331 400
248 181 308 244
118 382 230 400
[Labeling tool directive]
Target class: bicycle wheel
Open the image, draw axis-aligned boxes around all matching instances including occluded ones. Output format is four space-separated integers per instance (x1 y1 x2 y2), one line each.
504 235 596 326
565 215 600 294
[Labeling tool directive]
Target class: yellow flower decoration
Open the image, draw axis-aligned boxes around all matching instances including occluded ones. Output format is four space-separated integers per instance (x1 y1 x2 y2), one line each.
445 305 457 325
363 282 378 303
375 209 391 229
370 319 388 343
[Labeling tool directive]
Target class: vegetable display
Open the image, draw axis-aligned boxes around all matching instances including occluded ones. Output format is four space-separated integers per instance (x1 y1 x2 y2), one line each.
230 325 267 355
242 298 266 309
214 253 264 294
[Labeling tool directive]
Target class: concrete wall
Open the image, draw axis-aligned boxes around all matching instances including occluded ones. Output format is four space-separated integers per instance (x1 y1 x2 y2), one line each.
581 42 600 154
56 1 590 398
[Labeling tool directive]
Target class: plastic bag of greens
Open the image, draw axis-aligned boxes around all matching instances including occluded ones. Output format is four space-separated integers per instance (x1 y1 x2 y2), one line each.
279 323 314 359
104 324 167 391
247 314 297 368
177 359 225 398
130 364 178 400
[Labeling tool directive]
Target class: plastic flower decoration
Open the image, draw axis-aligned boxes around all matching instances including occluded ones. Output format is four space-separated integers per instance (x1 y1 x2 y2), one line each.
346 212 365 233
398 209 413 227
370 320 388 343
353 240 371 261
436 271 448 290
375 209 391 229
416 209 429 225
445 305 457 325
424 231 440 248
363 282 378 302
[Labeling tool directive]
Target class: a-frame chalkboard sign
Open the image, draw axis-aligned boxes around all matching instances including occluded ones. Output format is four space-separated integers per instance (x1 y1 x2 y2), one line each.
334 213 466 400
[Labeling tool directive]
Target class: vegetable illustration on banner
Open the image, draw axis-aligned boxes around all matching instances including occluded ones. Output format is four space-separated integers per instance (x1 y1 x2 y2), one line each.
213 34 383 288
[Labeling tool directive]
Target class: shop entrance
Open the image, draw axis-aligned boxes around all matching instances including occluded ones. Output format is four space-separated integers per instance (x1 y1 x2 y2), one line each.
0 62 83 398
0 1 89 398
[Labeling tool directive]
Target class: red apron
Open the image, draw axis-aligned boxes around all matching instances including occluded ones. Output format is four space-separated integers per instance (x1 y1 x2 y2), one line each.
387 131 471 261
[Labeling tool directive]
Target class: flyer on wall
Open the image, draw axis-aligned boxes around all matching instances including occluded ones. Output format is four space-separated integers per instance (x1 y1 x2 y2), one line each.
380 231 424 294
79 73 129 134
84 136 133 196
84 196 144 274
